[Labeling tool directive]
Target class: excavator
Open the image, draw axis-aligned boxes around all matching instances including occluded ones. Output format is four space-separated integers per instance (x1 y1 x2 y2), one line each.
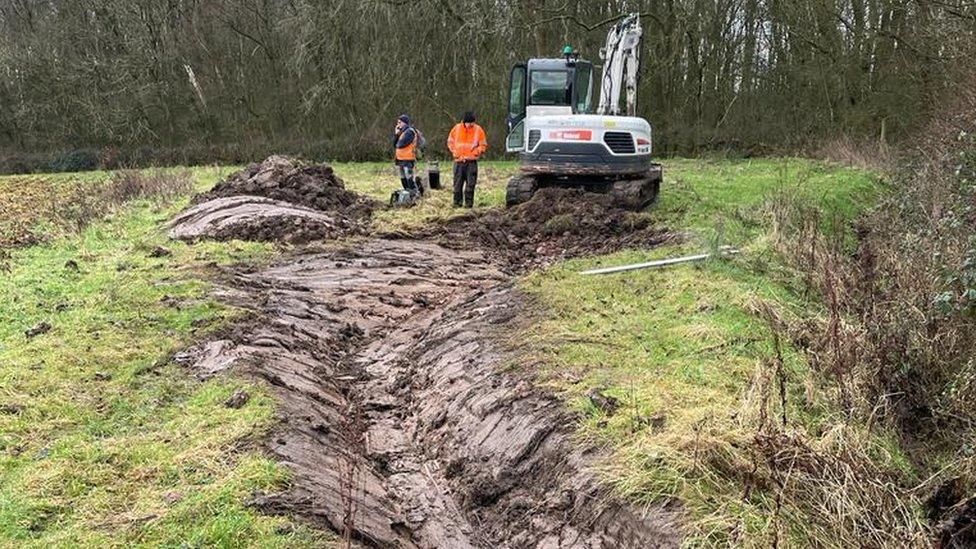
504 13 661 208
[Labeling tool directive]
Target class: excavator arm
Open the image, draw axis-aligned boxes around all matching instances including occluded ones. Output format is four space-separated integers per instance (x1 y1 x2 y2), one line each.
597 13 643 117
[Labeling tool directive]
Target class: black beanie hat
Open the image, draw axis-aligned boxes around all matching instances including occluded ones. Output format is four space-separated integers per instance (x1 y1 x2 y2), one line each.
462 111 476 123
398 114 410 124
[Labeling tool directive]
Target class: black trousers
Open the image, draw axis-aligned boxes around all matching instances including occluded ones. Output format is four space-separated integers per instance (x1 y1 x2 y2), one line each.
453 161 478 207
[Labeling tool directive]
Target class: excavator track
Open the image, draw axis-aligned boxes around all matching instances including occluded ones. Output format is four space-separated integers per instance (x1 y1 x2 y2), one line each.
505 173 539 207
505 166 662 210
610 164 662 209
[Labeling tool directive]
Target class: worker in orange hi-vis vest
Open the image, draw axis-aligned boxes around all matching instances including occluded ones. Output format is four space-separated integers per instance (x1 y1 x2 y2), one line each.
393 114 421 196
446 111 488 208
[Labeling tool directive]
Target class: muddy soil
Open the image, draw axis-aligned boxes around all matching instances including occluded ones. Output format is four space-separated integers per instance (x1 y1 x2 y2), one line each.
176 239 681 547
170 168 684 545
168 196 360 244
404 188 679 268
194 155 374 217
173 156 374 243
178 156 677 259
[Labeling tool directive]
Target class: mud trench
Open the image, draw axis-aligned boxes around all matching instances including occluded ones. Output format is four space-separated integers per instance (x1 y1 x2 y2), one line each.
180 239 680 548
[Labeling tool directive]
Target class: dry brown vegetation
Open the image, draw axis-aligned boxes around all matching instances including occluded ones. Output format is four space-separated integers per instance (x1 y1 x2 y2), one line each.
812 135 897 173
771 75 976 546
0 169 193 248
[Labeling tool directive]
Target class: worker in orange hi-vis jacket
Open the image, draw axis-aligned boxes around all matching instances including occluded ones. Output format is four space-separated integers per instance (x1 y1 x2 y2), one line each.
446 111 488 208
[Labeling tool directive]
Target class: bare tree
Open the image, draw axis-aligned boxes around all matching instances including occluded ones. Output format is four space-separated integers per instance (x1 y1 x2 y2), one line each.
0 0 973 171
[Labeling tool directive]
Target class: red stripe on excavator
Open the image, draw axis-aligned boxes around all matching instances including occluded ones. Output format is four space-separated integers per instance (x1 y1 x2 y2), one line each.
548 130 593 141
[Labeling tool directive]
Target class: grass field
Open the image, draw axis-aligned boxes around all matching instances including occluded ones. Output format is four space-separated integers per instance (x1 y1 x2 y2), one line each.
332 161 513 233
0 158 901 547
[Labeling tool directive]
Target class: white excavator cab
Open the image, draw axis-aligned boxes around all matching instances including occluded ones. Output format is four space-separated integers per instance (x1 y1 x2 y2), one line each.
506 56 596 153
503 14 662 208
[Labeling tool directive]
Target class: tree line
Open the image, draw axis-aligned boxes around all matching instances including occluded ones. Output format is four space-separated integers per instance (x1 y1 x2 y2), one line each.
0 0 974 171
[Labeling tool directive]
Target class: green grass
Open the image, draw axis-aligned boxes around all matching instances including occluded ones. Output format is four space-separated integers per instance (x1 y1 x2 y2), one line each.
0 167 232 249
333 158 883 242
0 169 327 547
518 158 917 546
658 157 885 246
333 160 513 233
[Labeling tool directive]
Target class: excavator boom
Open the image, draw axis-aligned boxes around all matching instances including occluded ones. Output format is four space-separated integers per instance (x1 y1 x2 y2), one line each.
597 14 643 116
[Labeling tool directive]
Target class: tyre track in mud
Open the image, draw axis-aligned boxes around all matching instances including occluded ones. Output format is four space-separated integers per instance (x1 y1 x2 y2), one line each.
179 238 682 547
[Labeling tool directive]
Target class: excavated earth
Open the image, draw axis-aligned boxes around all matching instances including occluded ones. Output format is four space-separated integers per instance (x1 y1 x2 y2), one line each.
193 155 372 216
403 188 679 269
168 196 362 244
171 160 683 547
170 156 374 244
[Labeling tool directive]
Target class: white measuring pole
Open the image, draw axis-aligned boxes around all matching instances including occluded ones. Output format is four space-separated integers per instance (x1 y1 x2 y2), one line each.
579 247 739 276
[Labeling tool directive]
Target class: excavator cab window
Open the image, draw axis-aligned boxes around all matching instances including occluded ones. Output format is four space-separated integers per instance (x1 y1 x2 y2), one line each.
506 64 528 152
524 64 593 113
529 70 572 106
507 64 527 132
572 62 593 114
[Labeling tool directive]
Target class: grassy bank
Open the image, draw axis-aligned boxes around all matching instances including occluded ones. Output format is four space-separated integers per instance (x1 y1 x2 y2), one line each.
0 170 326 547
517 159 925 546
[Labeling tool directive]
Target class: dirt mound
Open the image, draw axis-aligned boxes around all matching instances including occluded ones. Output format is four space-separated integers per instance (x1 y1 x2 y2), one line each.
195 155 373 217
168 196 358 244
177 239 682 547
171 156 374 243
417 188 678 268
